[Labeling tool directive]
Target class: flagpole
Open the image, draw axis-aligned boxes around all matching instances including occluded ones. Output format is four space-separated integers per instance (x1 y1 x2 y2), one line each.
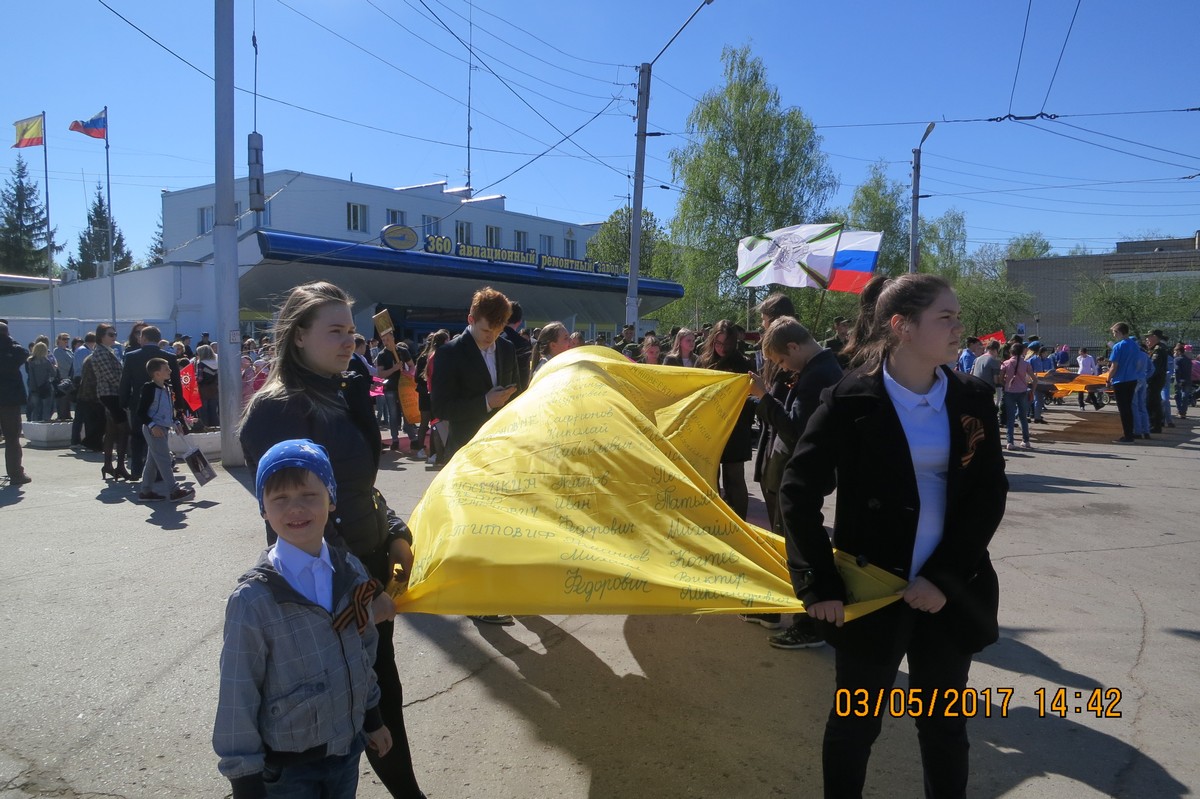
813 288 828 336
105 106 116 323
41 111 55 336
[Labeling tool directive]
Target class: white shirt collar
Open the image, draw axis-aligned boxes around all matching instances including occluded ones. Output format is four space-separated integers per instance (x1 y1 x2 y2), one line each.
882 360 948 412
273 536 334 575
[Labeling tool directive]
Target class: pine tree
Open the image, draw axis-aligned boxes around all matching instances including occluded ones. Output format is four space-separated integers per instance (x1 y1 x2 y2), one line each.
0 155 57 277
146 215 165 267
67 183 134 279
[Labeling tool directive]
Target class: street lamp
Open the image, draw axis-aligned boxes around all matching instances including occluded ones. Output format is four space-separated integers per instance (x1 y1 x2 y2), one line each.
626 0 715 328
908 122 935 274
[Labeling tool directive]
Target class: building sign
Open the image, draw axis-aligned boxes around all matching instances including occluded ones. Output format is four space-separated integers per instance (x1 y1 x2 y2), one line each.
423 235 626 276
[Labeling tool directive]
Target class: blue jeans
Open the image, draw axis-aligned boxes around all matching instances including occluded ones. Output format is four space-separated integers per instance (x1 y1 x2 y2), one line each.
1004 392 1030 445
1133 381 1150 435
263 736 364 798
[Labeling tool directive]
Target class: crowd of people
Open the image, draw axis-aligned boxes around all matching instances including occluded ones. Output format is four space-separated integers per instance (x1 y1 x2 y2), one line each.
2 279 1197 797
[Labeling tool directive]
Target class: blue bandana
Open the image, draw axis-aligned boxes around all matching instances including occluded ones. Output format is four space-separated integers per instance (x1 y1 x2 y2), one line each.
255 439 337 513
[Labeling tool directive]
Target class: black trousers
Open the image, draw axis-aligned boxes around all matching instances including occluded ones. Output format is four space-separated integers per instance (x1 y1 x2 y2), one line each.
127 409 147 477
0 405 24 478
1113 381 1136 440
823 610 973 799
1147 376 1165 430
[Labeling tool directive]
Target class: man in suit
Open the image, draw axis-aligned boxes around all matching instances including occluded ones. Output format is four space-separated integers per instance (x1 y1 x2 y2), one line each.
119 325 188 480
430 286 519 464
500 300 532 395
430 287 519 626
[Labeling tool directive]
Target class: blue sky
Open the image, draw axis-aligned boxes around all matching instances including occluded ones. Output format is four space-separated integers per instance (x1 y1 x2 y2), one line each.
5 0 1199 265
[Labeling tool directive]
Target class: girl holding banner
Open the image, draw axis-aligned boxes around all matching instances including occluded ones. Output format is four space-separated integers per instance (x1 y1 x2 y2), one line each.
779 274 1007 798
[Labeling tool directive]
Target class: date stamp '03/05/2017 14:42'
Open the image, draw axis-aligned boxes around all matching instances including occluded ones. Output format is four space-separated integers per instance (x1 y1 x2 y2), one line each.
834 687 1124 719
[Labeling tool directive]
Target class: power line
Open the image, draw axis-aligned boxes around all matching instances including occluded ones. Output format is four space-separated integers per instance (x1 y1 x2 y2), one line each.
923 175 1200 208
1039 0 1083 113
924 187 1200 218
1016 120 1200 172
412 0 628 180
922 164 1200 195
364 0 629 104
1008 0 1035 115
1050 119 1200 164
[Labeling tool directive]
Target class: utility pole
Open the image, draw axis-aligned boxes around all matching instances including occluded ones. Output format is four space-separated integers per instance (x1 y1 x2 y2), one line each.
909 122 935 274
626 0 715 328
214 0 244 466
625 62 652 328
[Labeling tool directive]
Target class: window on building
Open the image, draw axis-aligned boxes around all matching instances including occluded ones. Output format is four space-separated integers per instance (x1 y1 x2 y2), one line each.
387 208 406 226
514 230 528 251
198 206 214 236
486 225 502 248
564 238 576 259
456 220 472 246
540 234 554 256
235 201 243 231
422 214 440 236
347 202 369 232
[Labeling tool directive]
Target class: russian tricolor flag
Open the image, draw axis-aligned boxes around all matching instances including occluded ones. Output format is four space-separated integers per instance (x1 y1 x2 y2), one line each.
69 108 107 140
828 231 883 294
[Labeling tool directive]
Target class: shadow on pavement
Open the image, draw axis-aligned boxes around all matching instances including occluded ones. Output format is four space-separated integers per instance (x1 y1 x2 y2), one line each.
1007 472 1123 494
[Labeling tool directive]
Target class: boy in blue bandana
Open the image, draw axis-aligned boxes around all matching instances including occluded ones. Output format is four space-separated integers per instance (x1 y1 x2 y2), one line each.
214 439 391 798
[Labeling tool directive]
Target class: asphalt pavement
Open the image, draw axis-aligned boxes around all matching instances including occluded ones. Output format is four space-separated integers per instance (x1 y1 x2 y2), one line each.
0 401 1197 798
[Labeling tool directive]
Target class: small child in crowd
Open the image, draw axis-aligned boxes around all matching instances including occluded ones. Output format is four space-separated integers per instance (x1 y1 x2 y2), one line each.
135 357 194 502
213 439 391 798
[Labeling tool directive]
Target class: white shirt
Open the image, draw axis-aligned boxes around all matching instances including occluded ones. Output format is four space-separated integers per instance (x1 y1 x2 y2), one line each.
467 326 498 386
882 361 950 579
269 538 335 613
1077 354 1098 376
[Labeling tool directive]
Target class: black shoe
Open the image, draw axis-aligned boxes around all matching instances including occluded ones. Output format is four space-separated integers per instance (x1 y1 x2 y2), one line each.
1142 434 1152 440
469 615 514 625
1150 427 1163 434
768 622 825 650
389 440 401 452
739 613 783 630
9 473 32 485
1112 437 1136 443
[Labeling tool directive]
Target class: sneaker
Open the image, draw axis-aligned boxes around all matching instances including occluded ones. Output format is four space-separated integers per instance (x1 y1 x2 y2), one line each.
739 613 783 630
138 490 166 502
768 623 826 650
1112 437 1136 444
1006 443 1018 451
416 448 427 460
1020 440 1033 450
426 453 438 465
469 615 514 625
389 440 400 452
168 486 195 502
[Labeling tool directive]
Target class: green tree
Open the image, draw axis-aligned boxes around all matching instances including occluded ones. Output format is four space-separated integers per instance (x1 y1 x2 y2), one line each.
1073 276 1200 342
918 208 968 278
585 206 665 274
955 269 1032 337
668 44 837 326
145 215 165 267
0 155 57 277
1005 231 1052 261
844 161 909 277
67 183 133 280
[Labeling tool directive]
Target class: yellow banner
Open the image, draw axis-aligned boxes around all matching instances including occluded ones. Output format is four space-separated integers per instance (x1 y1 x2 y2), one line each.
393 346 904 619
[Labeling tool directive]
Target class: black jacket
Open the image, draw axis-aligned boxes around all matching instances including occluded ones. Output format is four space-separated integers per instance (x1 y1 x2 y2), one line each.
119 344 187 413
0 335 29 406
779 365 1007 658
754 348 844 489
429 329 519 460
240 368 409 580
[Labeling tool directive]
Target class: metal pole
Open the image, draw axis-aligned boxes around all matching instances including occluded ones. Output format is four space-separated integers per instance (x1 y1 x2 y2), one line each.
105 106 116 323
909 122 935 274
625 62 652 328
215 0 244 466
909 145 921 274
39 112 56 335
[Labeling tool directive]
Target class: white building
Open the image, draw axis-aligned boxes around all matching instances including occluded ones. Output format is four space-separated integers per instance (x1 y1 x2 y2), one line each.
0 171 682 345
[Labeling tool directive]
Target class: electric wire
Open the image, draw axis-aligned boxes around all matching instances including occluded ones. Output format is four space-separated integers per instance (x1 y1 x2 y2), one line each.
1050 119 1200 164
1039 0 1083 113
1008 0 1035 115
1016 120 1200 172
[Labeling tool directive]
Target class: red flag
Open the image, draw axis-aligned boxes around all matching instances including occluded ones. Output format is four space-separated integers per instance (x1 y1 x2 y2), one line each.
978 330 1007 345
179 362 202 411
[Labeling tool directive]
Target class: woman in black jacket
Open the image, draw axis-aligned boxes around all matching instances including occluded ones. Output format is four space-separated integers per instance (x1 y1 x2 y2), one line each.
779 274 1007 799
239 281 425 799
695 319 757 520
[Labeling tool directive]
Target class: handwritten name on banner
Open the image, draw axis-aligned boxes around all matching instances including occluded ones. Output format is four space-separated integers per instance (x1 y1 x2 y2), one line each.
392 347 904 619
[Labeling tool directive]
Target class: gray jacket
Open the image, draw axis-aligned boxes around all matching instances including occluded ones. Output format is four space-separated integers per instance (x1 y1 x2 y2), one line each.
213 545 382 796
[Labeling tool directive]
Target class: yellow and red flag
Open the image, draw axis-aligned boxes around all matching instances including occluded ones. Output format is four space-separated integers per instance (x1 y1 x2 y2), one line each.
12 114 44 148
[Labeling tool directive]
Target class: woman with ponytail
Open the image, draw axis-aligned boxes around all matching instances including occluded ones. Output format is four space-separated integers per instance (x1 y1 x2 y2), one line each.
779 274 1007 798
530 322 570 377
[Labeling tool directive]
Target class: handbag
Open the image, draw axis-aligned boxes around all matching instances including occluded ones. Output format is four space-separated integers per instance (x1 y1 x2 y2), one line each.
53 378 74 399
175 432 217 485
